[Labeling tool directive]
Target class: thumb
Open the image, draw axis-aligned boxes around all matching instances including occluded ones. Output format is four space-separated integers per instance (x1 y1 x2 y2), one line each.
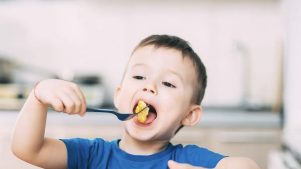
168 160 193 169
168 160 207 169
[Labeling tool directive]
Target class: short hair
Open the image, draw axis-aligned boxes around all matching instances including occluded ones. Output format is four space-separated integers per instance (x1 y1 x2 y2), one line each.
133 35 207 105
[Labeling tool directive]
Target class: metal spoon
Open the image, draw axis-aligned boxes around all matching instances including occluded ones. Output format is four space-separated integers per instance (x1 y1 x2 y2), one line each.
86 106 148 121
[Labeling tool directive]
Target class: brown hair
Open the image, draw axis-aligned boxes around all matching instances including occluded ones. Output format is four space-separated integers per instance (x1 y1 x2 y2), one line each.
133 34 207 104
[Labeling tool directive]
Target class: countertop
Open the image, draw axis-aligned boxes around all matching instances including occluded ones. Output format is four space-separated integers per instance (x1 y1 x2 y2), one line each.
0 110 281 129
0 110 282 169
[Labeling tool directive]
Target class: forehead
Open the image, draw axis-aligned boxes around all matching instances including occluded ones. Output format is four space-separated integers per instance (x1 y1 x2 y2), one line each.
128 45 197 82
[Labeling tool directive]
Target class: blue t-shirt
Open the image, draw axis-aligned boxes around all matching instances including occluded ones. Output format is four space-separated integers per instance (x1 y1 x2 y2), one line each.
61 138 225 169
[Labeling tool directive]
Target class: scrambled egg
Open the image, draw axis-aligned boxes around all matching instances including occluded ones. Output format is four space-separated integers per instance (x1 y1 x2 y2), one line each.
134 100 149 123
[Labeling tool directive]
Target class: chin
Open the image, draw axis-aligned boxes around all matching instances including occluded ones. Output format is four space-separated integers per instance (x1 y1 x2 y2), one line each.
124 123 158 141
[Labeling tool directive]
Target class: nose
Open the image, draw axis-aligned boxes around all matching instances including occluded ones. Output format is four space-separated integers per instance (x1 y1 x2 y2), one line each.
142 84 157 95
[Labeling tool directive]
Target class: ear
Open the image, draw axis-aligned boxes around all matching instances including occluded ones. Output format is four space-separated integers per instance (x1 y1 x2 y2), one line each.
181 105 202 126
113 86 121 109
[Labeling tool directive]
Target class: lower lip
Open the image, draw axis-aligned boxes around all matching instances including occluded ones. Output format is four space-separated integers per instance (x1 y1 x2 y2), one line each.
133 117 154 127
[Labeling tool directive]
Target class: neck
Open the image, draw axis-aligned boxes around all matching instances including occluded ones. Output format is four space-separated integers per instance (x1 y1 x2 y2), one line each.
119 132 169 155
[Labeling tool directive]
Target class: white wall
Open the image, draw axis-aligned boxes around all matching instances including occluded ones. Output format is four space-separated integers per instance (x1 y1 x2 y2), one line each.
283 0 301 152
0 0 282 107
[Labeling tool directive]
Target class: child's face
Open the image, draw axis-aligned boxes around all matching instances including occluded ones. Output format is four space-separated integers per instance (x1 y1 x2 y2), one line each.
114 45 200 142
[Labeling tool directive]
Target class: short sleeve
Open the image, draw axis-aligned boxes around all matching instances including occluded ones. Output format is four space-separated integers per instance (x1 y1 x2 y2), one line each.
176 145 225 168
60 138 105 169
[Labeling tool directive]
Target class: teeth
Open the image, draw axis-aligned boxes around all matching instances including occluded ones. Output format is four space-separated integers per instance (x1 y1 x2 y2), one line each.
134 100 149 123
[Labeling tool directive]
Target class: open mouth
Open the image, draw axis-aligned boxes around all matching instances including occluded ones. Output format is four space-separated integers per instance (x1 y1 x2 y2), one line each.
133 101 157 124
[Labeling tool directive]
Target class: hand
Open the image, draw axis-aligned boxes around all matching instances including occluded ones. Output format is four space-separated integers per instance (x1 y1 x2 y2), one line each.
34 79 86 116
168 160 207 169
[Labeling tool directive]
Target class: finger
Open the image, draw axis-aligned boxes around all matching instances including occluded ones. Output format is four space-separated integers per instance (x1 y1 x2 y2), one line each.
57 92 76 114
168 160 183 169
71 85 87 116
168 160 200 169
64 89 83 115
50 97 64 112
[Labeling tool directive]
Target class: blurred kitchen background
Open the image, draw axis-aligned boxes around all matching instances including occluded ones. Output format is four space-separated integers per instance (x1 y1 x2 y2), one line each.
0 0 300 168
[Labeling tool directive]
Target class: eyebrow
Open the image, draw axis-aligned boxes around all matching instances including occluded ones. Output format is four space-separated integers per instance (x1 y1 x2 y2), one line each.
166 69 184 83
130 63 184 83
131 63 146 68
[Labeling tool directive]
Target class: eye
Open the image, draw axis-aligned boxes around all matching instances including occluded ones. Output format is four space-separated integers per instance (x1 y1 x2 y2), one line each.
132 75 146 80
162 81 176 88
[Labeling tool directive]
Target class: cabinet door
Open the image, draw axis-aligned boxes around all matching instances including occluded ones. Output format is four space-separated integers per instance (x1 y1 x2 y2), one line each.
212 129 281 169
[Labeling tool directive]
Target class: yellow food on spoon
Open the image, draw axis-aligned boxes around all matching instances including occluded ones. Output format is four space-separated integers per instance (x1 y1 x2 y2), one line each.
134 100 149 123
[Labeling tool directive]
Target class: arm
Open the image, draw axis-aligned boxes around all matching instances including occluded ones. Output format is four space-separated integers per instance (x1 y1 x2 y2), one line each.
168 157 260 169
11 79 86 169
215 157 260 169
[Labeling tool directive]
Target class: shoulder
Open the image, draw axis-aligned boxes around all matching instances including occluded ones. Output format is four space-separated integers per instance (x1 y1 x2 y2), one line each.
173 144 225 168
215 157 261 169
60 138 110 153
61 137 105 146
179 144 224 158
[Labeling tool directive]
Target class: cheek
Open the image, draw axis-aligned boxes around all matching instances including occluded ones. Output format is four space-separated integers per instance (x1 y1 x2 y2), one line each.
160 89 192 116
160 95 186 119
182 86 195 105
116 83 137 108
161 88 188 105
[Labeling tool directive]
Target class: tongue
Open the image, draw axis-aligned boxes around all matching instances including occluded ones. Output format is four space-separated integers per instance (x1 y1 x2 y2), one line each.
144 112 157 124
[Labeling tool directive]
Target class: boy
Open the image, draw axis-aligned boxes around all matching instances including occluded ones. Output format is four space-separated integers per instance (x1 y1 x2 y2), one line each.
11 35 260 169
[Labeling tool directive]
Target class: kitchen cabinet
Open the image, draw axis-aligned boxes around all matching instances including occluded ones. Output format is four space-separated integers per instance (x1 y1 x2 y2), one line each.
174 127 281 169
44 125 280 169
0 111 281 169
